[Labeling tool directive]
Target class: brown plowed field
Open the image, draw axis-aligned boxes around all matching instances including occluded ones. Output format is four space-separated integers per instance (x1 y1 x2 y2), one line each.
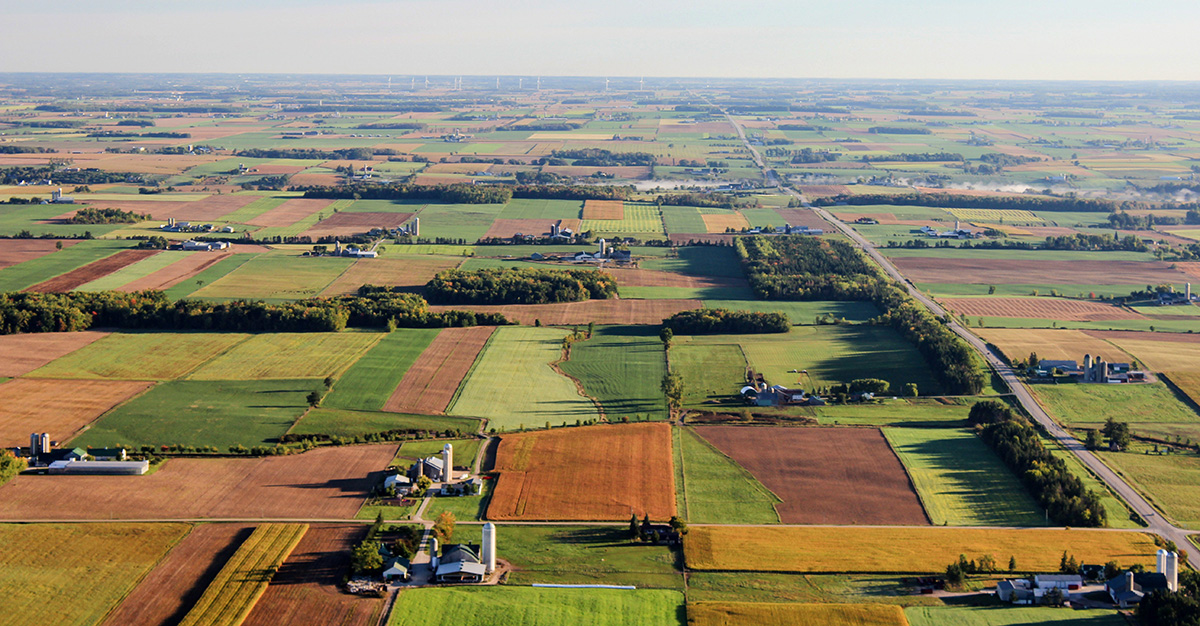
799 185 851 197
694 426 929 525
428 298 701 325
582 199 624 220
774 208 833 230
118 250 234 292
319 256 462 297
702 213 750 233
0 330 108 377
0 378 152 448
976 328 1132 363
101 523 255 626
940 297 1145 321
483 218 559 239
302 211 413 239
24 249 161 293
383 326 494 414
604 267 748 290
487 422 675 521
247 198 334 228
892 257 1191 285
0 444 397 520
0 239 81 269
242 524 382 626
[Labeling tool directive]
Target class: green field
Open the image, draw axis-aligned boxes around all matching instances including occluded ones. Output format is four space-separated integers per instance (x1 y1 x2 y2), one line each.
190 252 354 301
0 204 129 238
188 331 381 380
288 408 478 439
395 437 484 465
71 379 318 449
499 198 583 220
449 326 600 430
701 299 879 324
73 250 196 292
0 239 135 292
162 253 260 300
686 572 941 606
883 427 1045 526
559 325 668 421
620 285 755 300
581 203 666 236
905 604 1125 626
672 343 747 405
412 203 507 242
323 328 440 411
424 478 493 521
640 246 745 278
217 195 289 224
660 206 708 233
1099 443 1200 529
1033 382 1200 441
477 525 681 589
0 522 190 626
29 331 249 380
679 427 780 523
388 587 684 626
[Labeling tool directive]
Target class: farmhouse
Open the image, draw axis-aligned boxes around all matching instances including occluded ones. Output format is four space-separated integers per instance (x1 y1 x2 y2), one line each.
331 241 378 258
383 473 412 494
740 382 825 407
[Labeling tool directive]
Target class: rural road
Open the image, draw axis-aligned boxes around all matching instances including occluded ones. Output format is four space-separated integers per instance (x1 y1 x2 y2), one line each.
719 112 1200 563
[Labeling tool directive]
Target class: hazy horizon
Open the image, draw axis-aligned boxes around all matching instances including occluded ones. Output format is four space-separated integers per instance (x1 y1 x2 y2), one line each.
2 0 1198 81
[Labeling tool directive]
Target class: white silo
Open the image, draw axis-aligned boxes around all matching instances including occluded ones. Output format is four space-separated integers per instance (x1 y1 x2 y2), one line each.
1164 551 1179 592
1157 549 1169 575
482 522 496 573
442 443 454 482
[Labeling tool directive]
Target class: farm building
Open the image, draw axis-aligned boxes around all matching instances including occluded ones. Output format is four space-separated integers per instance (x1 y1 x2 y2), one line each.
181 240 230 251
87 447 128 461
383 473 412 494
1033 574 1082 590
1078 354 1146 384
740 383 825 407
1105 550 1178 607
409 444 455 483
433 523 496 584
382 556 411 582
47 459 150 475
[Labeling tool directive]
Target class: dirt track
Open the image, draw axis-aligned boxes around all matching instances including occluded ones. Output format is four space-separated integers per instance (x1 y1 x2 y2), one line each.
694 426 929 525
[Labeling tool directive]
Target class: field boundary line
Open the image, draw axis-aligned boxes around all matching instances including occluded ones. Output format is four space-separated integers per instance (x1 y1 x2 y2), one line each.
550 338 606 421
674 425 689 522
178 333 255 381
64 379 159 445
443 327 498 421
880 427 938 526
685 426 783 514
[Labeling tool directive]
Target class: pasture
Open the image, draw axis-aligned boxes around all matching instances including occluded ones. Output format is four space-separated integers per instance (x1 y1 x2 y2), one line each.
318 255 462 296
0 523 190 626
580 203 665 236
291 408 477 440
678 427 780 524
882 427 1045 526
74 250 196 292
1099 445 1200 529
487 423 676 521
685 572 940 606
559 325 668 420
687 602 908 626
387 587 685 626
190 253 354 300
27 249 160 293
430 298 701 326
178 523 309 626
323 328 439 411
188 331 381 380
1032 383 1200 441
0 239 135 292
905 605 1125 626
29 331 249 380
672 344 747 406
448 326 599 431
71 379 317 449
494 524 682 589
162 253 260 300
694 426 928 525
1089 330 1200 406
685 526 1158 573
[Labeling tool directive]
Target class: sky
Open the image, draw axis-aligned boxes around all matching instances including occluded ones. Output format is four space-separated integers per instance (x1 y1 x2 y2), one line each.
1 0 1198 81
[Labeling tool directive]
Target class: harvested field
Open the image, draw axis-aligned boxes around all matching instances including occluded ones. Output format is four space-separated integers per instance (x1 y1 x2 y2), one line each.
429 298 701 325
482 218 559 239
701 213 750 233
301 211 413 239
0 239 80 268
188 332 380 380
23 248 159 292
242 524 383 626
30 331 249 380
1023 225 1086 237
688 602 907 626
0 378 153 448
102 524 255 626
152 193 261 221
0 330 108 377
940 297 1145 321
693 426 928 525
975 328 1131 363
684 526 1158 573
384 326 494 414
0 444 397 520
893 257 1190 285
582 199 625 220
798 185 852 197
775 208 835 230
246 198 334 228
1085 330 1200 404
604 267 747 290
117 249 233 292
487 423 676 521
319 255 461 296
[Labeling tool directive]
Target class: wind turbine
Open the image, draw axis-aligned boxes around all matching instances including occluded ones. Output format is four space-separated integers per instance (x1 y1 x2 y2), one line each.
639 77 645 91
604 77 609 93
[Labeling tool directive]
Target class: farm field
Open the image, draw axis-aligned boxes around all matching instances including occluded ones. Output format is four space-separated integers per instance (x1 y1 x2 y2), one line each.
190 253 354 300
684 526 1158 573
0 444 397 520
905 605 1125 626
384 326 494 415
672 343 747 406
0 378 152 448
685 571 940 606
487 423 675 521
687 602 907 626
1086 330 1200 406
974 328 1130 363
324 328 439 411
701 299 879 324
694 426 928 525
318 255 462 296
74 250 196 292
640 246 746 278
559 325 668 420
29 331 249 380
0 522 190 626
162 253 260 300
429 298 701 326
811 401 974 427
0 239 135 292
387 587 685 626
0 238 80 269
0 330 108 377
242 524 382 626
1032 382 1200 438
26 248 160 292
117 249 236 292
882 428 1045 526
189 331 380 380
449 326 598 430
290 409 478 439
678 427 780 524
582 199 624 219
941 297 1143 322
1099 446 1200 529
178 523 308 626
497 525 682 589
893 257 1190 286
102 523 255 626
71 379 317 449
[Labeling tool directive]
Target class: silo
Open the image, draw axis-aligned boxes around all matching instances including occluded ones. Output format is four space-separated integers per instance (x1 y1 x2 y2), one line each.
412 217 420 237
39 433 49 454
428 536 439 558
442 444 454 482
1157 549 1168 575
1165 551 1179 592
482 522 496 573
29 433 39 456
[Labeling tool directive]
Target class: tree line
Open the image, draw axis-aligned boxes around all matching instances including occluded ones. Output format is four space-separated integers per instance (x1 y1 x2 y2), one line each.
67 207 150 224
424 268 617 305
549 148 656 167
662 309 790 334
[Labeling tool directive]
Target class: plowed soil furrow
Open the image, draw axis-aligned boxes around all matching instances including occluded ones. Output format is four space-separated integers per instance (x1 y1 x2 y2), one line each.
383 326 494 414
24 249 160 293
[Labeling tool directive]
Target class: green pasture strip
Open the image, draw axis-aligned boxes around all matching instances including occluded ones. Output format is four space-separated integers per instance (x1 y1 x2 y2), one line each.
680 427 781 524
387 587 685 626
640 246 745 278
701 299 879 324
494 525 683 589
74 250 195 292
0 239 135 292
189 331 382 380
290 409 479 439
28 331 250 381
324 328 440 411
672 343 747 406
559 325 668 421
